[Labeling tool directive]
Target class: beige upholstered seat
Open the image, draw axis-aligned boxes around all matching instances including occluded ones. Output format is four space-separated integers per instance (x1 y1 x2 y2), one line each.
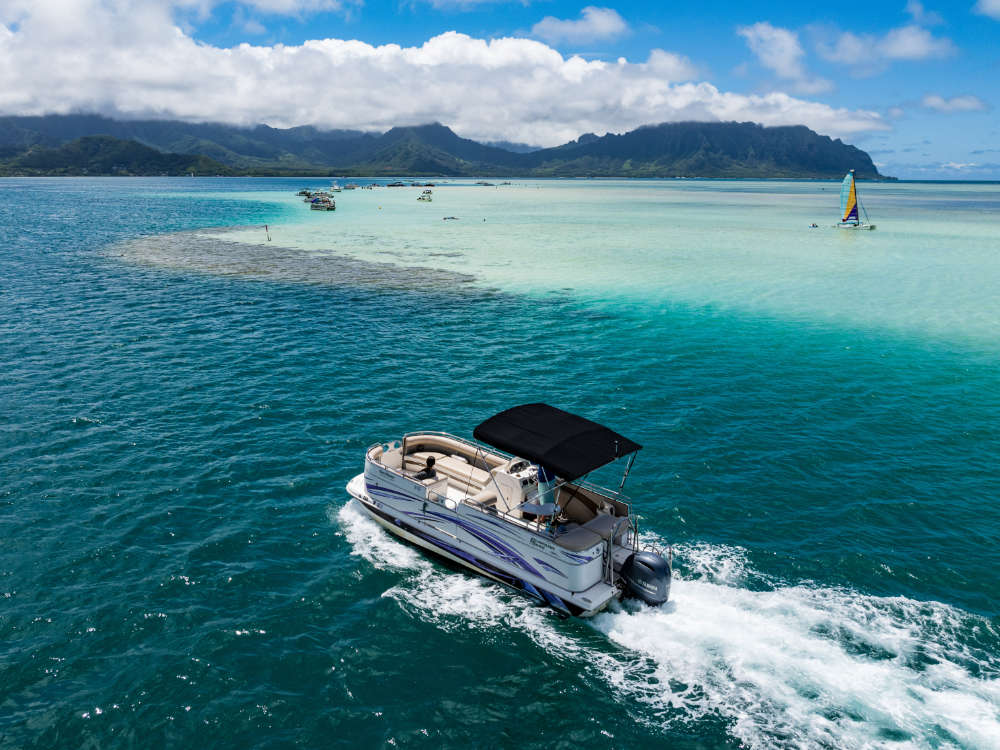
406 451 491 490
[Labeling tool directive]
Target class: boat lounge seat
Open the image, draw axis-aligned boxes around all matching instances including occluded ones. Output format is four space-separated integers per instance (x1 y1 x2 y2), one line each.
581 513 619 541
407 452 491 488
553 514 621 551
557 490 598 524
553 526 603 552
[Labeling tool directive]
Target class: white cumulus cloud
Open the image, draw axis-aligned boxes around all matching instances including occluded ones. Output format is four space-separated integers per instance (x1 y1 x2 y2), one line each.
904 0 943 25
880 24 954 59
816 23 954 74
737 22 831 94
0 0 888 146
531 6 628 44
921 94 987 112
424 0 528 7
974 0 1000 20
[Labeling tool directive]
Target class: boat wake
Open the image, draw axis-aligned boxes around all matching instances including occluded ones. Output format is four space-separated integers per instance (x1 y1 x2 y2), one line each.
336 501 1000 748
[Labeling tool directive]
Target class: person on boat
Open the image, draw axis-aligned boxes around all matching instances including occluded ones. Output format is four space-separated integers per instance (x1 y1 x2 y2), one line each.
414 456 437 481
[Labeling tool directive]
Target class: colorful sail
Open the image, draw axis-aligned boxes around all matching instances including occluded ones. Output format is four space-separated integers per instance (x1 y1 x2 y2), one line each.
840 171 859 223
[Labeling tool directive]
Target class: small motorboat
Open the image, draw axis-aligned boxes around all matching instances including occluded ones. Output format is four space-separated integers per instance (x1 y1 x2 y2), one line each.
310 197 336 211
346 403 673 617
417 189 432 202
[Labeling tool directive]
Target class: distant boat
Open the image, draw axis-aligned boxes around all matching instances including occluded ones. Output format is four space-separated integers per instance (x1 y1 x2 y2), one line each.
310 197 336 211
836 170 875 230
329 182 343 192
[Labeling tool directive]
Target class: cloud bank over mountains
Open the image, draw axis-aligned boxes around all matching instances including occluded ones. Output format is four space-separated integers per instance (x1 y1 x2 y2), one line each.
0 0 890 146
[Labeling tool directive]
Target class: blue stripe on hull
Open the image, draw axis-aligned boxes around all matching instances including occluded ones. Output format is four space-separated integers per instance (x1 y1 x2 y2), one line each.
358 498 574 616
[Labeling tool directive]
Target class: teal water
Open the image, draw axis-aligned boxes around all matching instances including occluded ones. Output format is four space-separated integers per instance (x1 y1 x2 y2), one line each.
2 178 998 748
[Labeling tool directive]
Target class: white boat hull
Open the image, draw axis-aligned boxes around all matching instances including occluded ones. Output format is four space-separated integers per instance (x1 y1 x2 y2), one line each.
346 473 618 617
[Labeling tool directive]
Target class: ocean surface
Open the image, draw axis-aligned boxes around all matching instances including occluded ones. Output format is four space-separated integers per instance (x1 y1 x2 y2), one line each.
1 177 998 749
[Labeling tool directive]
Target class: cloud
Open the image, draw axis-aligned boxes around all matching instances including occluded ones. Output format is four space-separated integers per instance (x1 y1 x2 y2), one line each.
880 25 954 58
178 0 352 16
0 1 888 147
424 0 530 7
940 161 977 170
641 49 698 81
1 0 352 26
974 0 1000 20
904 0 943 25
531 7 628 44
737 22 831 94
816 23 954 74
921 94 988 112
231 7 267 35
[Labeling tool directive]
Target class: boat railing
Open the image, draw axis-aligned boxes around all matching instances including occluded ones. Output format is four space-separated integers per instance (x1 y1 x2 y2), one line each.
570 476 632 504
400 430 504 457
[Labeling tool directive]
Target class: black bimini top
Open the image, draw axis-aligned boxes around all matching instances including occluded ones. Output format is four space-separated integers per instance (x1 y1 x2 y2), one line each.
472 403 641 481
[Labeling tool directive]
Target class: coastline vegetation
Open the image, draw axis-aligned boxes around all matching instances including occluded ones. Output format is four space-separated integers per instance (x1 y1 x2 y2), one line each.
0 116 889 179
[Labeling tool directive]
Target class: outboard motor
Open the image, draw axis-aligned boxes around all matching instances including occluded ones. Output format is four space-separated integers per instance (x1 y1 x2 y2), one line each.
620 550 672 606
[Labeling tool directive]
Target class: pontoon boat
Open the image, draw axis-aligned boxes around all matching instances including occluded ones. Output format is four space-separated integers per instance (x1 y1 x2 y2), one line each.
346 404 672 616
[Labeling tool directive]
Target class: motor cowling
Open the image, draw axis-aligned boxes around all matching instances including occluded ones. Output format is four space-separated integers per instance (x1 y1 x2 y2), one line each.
620 550 671 606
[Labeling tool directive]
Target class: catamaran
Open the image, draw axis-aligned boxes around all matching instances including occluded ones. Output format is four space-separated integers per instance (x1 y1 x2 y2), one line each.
837 170 875 230
346 403 673 617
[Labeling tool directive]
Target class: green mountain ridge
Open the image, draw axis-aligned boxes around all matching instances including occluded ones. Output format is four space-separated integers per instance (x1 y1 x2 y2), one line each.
0 115 887 179
0 135 231 176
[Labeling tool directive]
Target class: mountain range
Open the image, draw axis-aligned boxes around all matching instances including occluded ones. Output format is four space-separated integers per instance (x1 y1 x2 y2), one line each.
0 114 885 179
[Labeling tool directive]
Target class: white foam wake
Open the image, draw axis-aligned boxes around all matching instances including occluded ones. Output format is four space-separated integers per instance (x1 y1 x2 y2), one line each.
336 501 1000 748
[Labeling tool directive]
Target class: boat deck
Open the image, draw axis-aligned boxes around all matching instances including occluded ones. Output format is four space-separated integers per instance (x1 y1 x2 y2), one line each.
365 433 634 552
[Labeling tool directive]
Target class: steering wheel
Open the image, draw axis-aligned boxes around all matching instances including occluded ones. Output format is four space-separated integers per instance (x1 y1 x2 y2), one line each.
506 459 530 474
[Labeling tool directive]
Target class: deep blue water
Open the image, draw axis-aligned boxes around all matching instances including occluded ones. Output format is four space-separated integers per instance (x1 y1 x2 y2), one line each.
1 178 998 749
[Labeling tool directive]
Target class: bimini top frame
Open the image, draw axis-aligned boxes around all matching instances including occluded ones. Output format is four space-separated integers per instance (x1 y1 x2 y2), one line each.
472 403 642 482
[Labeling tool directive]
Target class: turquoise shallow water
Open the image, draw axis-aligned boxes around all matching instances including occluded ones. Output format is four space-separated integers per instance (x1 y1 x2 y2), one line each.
1 177 999 748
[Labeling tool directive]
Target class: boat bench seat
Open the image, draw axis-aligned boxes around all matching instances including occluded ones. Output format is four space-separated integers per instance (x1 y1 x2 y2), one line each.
556 489 599 524
553 514 620 552
406 452 491 488
581 513 619 541
553 526 603 552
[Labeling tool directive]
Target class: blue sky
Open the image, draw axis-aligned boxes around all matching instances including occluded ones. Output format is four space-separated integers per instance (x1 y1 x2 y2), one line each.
1 0 997 177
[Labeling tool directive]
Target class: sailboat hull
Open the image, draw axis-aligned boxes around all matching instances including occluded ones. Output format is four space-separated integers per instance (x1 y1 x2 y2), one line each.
836 223 876 230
